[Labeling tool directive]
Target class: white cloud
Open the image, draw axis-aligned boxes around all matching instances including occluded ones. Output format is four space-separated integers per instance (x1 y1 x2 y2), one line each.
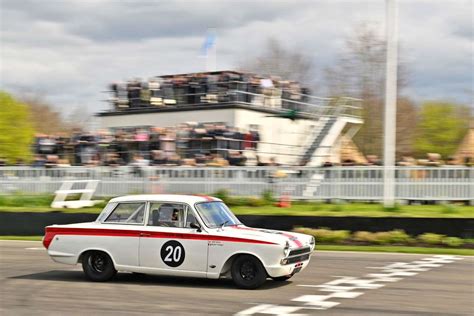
0 0 472 116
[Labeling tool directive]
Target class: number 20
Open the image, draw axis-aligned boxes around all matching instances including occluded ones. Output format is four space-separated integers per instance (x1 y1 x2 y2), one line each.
164 245 182 262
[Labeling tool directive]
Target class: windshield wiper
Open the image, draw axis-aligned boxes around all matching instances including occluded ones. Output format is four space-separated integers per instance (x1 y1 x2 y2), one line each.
219 220 229 229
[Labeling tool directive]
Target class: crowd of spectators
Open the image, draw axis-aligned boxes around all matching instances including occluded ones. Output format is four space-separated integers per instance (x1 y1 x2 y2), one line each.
321 153 472 168
26 123 263 168
1 135 468 169
109 71 311 111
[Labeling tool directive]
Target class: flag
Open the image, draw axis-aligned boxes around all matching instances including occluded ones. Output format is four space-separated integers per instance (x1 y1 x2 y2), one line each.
201 29 216 56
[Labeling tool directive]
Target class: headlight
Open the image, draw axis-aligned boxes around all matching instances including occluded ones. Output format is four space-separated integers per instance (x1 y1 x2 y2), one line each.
283 241 290 257
310 236 315 248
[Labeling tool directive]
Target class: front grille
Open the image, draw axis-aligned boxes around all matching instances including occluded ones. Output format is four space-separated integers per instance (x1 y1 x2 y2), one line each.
287 253 310 264
289 246 311 257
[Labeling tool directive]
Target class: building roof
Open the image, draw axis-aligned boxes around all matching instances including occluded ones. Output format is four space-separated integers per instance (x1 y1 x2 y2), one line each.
158 70 246 78
109 194 221 204
97 103 314 120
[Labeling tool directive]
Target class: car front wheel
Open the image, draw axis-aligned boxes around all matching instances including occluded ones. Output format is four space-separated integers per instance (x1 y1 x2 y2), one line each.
82 251 117 282
231 255 267 289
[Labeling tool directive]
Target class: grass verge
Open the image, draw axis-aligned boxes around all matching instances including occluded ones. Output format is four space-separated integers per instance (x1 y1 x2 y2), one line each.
0 193 473 217
0 207 103 213
1 202 473 218
0 236 43 241
232 203 474 218
316 244 474 256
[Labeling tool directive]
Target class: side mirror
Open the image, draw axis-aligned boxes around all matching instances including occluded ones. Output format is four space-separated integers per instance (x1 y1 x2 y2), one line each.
190 222 202 232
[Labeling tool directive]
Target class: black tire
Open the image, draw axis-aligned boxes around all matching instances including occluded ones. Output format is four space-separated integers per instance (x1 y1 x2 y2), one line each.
272 275 292 282
82 251 117 282
231 255 267 289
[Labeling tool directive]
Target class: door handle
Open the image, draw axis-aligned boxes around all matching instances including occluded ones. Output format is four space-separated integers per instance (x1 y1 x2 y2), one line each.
140 232 151 237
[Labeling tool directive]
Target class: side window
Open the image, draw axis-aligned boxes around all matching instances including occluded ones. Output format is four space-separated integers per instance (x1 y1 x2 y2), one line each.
185 210 198 228
149 203 186 228
105 203 145 224
96 202 117 222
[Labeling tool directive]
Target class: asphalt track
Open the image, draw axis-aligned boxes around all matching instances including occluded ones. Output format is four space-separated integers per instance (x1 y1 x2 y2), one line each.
0 240 472 316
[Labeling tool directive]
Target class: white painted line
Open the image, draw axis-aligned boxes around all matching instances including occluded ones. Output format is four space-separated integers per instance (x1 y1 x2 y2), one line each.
325 277 384 289
366 274 402 282
292 295 331 303
235 255 464 315
296 284 322 288
386 271 418 277
316 285 358 292
314 250 472 258
25 247 44 250
235 304 306 316
292 295 340 309
235 304 274 315
314 250 430 256
329 291 364 299
264 305 306 315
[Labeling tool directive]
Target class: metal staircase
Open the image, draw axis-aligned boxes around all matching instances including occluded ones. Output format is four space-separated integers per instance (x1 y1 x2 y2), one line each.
299 116 337 165
297 97 363 166
232 88 362 167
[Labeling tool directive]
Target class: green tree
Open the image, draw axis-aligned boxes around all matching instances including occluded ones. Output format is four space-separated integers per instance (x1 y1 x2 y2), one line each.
414 101 470 159
0 92 35 164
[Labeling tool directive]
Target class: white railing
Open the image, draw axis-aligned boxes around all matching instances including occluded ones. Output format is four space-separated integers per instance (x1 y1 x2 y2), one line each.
0 166 472 202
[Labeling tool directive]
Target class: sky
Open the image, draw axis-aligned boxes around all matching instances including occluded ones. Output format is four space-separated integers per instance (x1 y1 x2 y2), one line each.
0 0 472 117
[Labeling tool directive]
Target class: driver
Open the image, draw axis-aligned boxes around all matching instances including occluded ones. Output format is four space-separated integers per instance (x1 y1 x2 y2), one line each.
171 209 179 222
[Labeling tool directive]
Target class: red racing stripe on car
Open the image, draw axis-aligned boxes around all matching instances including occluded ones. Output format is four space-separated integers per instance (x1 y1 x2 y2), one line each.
141 231 276 244
43 227 277 249
192 194 215 201
231 226 303 248
43 227 140 249
280 232 303 247
230 225 258 231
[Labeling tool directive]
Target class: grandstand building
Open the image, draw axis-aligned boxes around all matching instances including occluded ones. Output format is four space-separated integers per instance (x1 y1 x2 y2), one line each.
97 70 363 166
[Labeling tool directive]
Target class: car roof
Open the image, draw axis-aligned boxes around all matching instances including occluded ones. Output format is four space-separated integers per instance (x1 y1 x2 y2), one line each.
109 194 221 204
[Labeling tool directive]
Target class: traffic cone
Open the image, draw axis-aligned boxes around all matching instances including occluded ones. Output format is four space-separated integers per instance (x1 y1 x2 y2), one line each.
277 193 291 208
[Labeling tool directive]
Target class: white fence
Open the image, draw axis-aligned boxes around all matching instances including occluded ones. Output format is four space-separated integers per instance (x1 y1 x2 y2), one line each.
0 166 472 202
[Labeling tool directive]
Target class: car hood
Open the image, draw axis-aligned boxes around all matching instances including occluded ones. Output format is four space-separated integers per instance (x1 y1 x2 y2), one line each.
216 225 313 248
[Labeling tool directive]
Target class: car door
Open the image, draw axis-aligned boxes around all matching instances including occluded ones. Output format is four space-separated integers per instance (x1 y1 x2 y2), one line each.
100 201 145 267
139 202 208 276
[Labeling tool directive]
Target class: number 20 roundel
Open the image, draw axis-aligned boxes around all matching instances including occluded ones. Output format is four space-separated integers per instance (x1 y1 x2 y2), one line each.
160 240 185 267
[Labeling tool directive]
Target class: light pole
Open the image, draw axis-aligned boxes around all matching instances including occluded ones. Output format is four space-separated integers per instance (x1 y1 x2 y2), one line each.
383 0 398 207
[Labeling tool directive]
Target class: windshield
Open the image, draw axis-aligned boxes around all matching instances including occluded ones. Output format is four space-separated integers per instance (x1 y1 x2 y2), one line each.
195 202 241 228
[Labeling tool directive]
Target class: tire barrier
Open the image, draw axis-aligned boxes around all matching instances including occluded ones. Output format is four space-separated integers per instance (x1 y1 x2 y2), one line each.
0 212 472 238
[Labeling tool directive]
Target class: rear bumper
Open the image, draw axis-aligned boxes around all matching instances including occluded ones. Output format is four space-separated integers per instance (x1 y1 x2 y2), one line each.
48 250 77 265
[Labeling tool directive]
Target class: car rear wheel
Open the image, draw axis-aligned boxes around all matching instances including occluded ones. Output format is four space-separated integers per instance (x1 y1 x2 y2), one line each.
272 275 292 281
82 251 116 282
231 255 267 289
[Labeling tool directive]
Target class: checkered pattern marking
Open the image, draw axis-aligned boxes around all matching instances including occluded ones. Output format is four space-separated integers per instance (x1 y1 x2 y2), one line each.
235 255 463 315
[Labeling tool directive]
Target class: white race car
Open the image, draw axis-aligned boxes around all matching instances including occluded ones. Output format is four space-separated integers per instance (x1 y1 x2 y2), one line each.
43 194 315 289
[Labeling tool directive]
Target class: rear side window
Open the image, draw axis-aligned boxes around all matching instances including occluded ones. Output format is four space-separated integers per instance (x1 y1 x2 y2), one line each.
105 203 146 224
96 202 117 222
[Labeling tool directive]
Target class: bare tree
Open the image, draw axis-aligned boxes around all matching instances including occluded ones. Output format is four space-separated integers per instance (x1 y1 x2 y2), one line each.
20 95 71 135
396 97 417 157
240 37 316 86
325 23 413 157
67 106 93 132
